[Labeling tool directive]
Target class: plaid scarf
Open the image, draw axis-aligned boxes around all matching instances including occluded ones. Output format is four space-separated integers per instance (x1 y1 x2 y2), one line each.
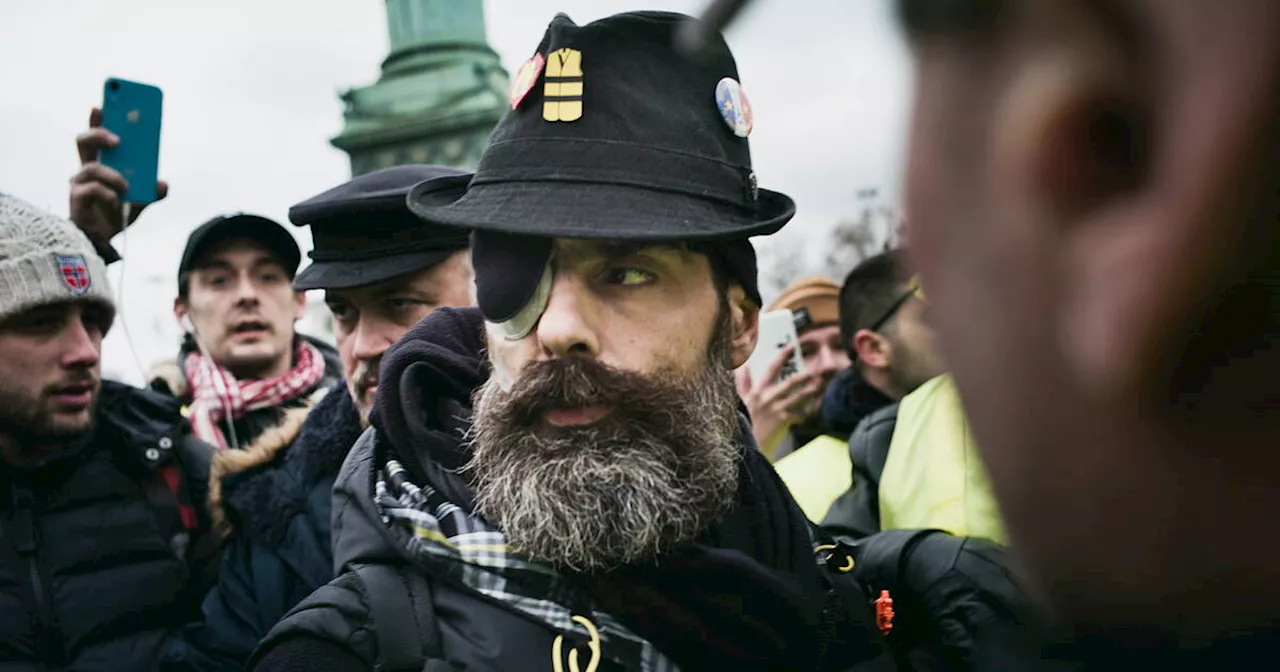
375 459 680 672
184 338 326 451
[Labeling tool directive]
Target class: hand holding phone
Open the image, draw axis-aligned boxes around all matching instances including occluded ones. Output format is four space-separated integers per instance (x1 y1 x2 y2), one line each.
69 80 167 254
737 310 824 459
98 78 163 204
745 309 807 385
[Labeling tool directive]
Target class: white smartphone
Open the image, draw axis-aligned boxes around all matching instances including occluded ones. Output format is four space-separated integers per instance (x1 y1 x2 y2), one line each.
743 309 807 385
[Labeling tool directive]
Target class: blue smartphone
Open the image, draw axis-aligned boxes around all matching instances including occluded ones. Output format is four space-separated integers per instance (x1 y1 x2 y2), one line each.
99 77 163 204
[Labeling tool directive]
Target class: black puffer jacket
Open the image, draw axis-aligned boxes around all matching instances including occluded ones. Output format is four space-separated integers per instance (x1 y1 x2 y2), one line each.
0 381 215 672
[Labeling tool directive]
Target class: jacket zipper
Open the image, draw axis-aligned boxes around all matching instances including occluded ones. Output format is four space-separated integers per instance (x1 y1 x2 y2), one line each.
11 485 65 670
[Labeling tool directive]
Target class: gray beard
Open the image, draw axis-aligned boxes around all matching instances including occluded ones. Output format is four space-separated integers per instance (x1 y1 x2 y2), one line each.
465 358 742 572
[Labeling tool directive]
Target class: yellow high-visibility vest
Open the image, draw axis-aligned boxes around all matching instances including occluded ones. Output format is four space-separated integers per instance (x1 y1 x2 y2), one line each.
774 434 851 523
879 374 1008 543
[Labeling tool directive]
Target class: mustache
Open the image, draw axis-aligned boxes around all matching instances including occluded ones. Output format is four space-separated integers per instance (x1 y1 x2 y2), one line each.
467 353 742 570
44 373 99 395
352 359 380 388
493 357 668 426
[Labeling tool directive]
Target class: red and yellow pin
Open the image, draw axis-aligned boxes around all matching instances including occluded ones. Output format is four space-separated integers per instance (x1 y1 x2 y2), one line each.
509 52 545 109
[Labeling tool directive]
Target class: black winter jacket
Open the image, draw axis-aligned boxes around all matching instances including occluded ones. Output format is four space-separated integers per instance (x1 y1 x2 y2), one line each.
159 383 363 671
0 381 215 672
821 404 899 540
249 308 895 672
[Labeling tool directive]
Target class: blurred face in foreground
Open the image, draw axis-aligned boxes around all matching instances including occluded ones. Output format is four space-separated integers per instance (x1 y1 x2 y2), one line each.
471 239 759 570
898 0 1280 638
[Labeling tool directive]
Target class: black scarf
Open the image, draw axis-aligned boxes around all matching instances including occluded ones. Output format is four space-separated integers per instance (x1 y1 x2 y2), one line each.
373 308 887 670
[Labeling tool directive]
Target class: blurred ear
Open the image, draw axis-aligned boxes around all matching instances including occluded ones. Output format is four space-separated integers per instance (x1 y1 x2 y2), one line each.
292 291 307 321
728 284 759 369
172 297 186 325
853 328 891 370
988 3 1163 402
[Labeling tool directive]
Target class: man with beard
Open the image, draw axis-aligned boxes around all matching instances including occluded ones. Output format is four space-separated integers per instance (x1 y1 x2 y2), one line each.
249 11 890 672
814 251 948 530
832 252 942 409
0 193 215 671
160 165 474 670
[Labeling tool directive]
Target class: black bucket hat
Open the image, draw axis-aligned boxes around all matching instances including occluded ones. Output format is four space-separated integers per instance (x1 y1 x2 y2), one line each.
289 165 472 291
407 11 789 325
406 11 793 240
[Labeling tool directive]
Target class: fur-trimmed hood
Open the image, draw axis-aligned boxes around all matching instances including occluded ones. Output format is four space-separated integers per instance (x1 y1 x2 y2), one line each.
208 381 364 547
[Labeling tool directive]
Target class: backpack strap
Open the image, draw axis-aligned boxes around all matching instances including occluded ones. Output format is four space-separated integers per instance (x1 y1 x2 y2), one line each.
353 563 450 672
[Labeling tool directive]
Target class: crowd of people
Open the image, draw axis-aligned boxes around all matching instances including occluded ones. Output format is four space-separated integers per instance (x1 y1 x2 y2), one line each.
2 3 1278 671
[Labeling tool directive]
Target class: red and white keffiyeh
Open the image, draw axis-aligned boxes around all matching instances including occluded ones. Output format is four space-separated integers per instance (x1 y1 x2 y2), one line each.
184 339 326 451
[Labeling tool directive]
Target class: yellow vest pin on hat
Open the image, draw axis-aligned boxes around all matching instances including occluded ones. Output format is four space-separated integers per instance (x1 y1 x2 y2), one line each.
543 48 584 122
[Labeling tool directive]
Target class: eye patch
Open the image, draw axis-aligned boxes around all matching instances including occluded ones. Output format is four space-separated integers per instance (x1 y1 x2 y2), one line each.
471 230 555 340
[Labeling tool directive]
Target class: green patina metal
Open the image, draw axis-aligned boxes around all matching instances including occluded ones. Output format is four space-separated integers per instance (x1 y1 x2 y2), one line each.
333 0 509 175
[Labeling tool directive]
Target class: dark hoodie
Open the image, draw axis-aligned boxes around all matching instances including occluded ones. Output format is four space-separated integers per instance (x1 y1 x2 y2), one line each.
250 307 891 672
773 367 894 461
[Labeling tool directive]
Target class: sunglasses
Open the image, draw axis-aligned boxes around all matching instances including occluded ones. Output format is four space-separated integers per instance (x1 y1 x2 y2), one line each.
867 275 926 333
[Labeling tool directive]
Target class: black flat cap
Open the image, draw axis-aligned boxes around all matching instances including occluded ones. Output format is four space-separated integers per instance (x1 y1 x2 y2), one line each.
178 213 301 289
407 11 795 242
289 165 473 291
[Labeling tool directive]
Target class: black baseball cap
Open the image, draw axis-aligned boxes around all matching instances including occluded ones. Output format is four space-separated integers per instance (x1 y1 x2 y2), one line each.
288 165 472 291
177 213 302 292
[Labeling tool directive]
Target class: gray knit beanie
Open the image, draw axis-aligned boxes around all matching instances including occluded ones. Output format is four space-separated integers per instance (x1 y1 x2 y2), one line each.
0 192 115 328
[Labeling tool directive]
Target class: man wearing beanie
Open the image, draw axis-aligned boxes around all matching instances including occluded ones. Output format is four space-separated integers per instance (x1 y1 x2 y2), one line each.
160 166 476 671
738 275 851 461
0 193 215 671
251 12 890 672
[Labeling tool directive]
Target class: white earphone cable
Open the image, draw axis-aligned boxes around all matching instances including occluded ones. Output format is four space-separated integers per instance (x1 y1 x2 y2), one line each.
115 202 148 385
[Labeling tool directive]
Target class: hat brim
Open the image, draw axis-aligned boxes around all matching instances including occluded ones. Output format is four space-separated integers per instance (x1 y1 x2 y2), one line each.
406 174 795 241
293 249 460 291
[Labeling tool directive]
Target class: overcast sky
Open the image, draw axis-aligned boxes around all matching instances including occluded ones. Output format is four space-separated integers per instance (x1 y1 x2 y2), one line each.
0 0 913 383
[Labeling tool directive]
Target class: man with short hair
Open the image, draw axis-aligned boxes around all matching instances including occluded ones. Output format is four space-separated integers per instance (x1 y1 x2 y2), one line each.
739 276 850 461
250 12 888 672
894 0 1280 662
157 213 342 449
834 250 941 407
0 193 214 671
70 116 342 453
160 165 475 670
778 251 944 525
